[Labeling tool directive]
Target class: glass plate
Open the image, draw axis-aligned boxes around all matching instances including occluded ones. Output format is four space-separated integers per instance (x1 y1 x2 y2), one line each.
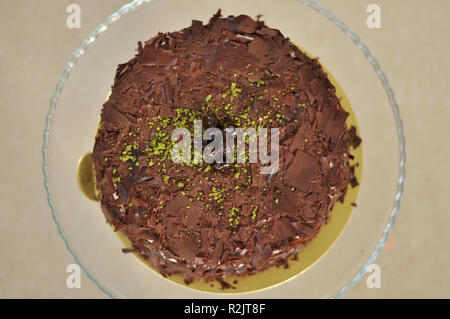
42 0 405 298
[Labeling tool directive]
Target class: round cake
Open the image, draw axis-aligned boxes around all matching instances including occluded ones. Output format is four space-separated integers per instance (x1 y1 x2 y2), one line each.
93 10 361 286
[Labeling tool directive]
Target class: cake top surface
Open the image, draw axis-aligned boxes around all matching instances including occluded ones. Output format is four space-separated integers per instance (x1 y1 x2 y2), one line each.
93 10 360 284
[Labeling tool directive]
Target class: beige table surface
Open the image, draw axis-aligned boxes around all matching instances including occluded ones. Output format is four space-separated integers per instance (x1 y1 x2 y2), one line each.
0 0 449 298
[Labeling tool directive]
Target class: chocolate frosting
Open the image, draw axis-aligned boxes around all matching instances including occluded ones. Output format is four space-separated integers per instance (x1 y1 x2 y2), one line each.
93 10 360 286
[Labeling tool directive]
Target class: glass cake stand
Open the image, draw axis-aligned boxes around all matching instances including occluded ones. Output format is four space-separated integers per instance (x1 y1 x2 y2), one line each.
42 0 405 298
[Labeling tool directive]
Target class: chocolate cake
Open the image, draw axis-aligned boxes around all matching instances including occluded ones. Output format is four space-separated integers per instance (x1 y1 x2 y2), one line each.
93 10 361 285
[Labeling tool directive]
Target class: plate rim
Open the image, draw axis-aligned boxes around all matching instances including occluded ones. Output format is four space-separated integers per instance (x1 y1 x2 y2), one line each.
41 0 406 299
